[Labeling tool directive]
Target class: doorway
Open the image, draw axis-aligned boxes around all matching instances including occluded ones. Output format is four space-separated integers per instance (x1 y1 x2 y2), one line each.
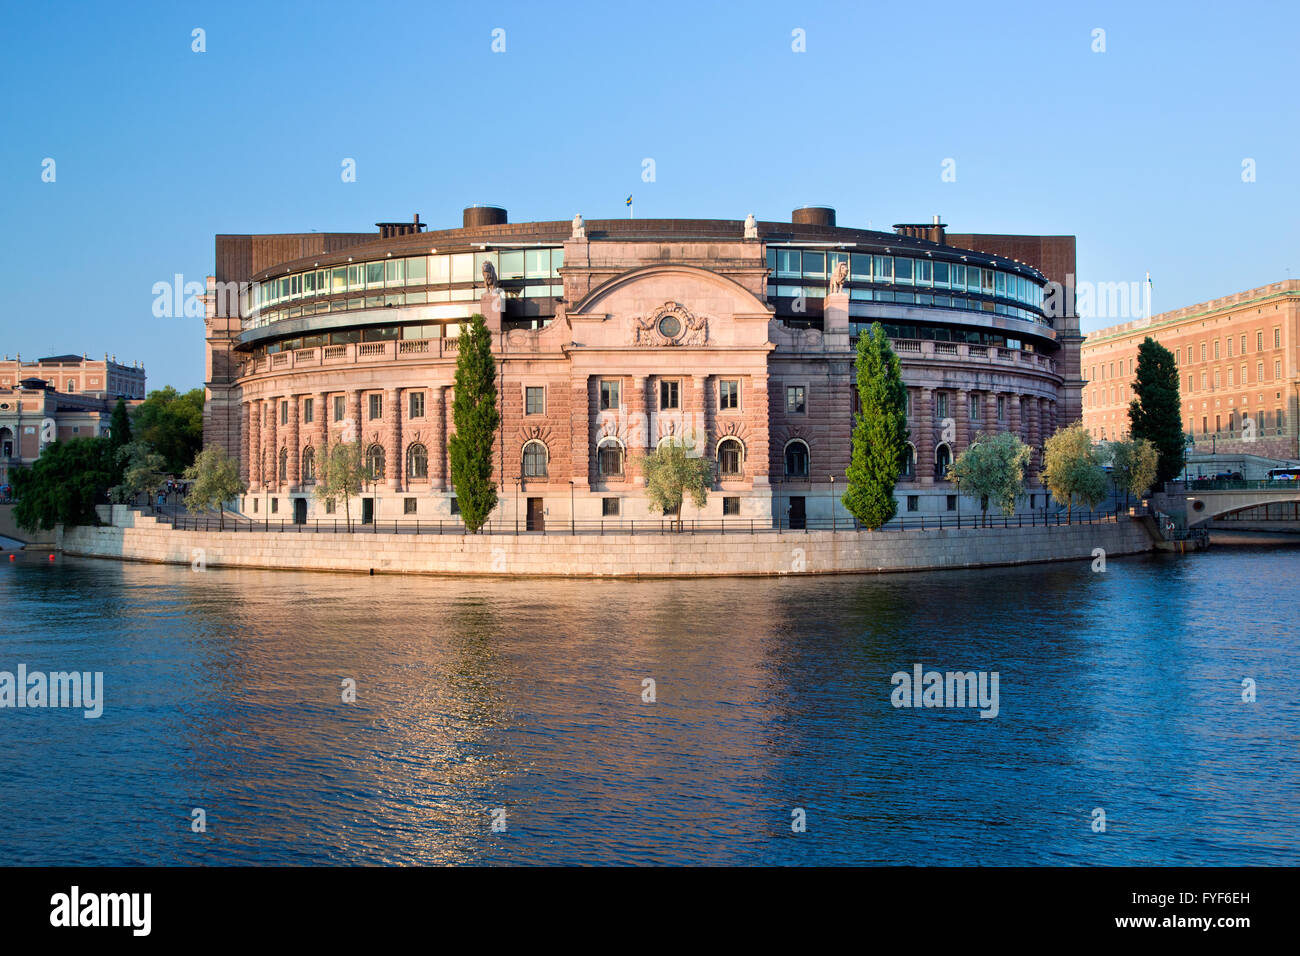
293 497 307 525
526 497 545 532
361 498 374 525
789 496 806 530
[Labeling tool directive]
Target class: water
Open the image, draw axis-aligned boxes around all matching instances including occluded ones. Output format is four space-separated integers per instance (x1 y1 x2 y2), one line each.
1 544 1297 865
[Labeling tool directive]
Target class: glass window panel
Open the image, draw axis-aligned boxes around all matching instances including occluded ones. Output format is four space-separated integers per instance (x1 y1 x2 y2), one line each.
428 255 450 283
995 272 1006 295
981 269 994 293
894 258 913 284
802 251 825 277
348 264 363 289
450 254 474 282
386 258 403 286
500 250 525 279
875 256 892 282
366 262 384 287
850 253 872 279
332 267 347 293
767 248 777 273
475 251 498 280
550 248 563 275
405 257 426 284
777 249 800 276
933 261 949 288
524 249 548 277
916 260 932 285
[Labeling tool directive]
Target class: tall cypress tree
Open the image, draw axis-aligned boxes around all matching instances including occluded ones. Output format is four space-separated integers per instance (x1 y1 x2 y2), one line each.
843 322 910 529
1127 336 1184 488
107 398 133 484
448 313 500 533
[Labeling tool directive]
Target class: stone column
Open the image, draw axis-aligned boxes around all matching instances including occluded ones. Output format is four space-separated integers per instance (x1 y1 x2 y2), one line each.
690 374 708 460
349 390 363 444
240 402 252 486
986 392 1000 439
432 386 448 490
570 374 592 487
749 373 769 484
917 387 935 484
954 388 971 453
628 375 648 485
286 394 300 490
1009 391 1022 442
265 397 278 489
316 391 328 456
385 386 401 490
1027 396 1042 477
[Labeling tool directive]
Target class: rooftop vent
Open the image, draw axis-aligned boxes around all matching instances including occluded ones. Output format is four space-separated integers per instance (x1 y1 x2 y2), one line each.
892 217 948 245
376 214 427 240
463 204 508 228
792 205 836 227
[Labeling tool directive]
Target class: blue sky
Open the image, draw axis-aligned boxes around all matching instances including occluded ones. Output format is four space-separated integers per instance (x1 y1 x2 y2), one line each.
1 0 1296 389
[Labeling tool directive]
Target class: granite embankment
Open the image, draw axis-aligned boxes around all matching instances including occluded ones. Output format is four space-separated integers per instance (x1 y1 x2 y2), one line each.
55 506 1156 578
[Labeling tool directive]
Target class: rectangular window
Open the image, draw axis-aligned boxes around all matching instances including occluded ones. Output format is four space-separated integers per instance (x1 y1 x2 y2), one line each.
936 393 949 420
1214 340 1220 359
333 395 345 421
1257 331 1264 351
368 394 382 420
325 499 335 514
946 495 957 512
996 396 1006 421
600 379 621 410
599 497 620 518
409 392 425 419
525 386 545 415
719 380 740 410
1275 328 1282 349
303 398 314 424
969 393 980 420
723 497 740 516
660 380 680 410
1201 343 1207 361
1227 337 1233 357
1275 360 1282 379
271 498 279 514
280 401 288 426
449 497 460 515
404 498 417 515
1201 372 1207 390
906 495 919 512
1258 362 1265 381
253 498 258 513
786 385 806 414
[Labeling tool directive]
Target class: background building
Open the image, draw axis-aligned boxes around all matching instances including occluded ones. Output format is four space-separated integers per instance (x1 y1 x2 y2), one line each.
0 353 145 484
1081 280 1300 460
204 206 1081 527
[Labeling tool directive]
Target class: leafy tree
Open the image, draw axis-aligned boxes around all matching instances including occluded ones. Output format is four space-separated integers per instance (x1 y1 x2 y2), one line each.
947 431 1032 523
448 314 500 533
843 322 910 529
183 444 247 530
642 439 712 530
1042 423 1108 522
1104 438 1159 507
107 398 132 483
11 438 112 531
110 440 168 504
1127 337 1184 488
313 441 365 531
133 386 204 474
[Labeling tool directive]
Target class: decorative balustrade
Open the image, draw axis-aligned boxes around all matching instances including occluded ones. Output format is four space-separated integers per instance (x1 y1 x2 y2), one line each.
241 338 463 379
890 339 1058 375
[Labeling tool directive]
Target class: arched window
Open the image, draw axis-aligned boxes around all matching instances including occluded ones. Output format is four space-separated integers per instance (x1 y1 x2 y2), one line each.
717 437 744 477
301 446 315 482
407 443 429 480
522 440 548 478
366 444 385 480
597 437 625 477
784 440 809 478
278 446 288 481
935 443 953 480
902 443 916 478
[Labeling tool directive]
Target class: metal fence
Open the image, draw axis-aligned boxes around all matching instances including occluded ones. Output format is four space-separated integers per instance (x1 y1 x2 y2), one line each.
160 508 1122 536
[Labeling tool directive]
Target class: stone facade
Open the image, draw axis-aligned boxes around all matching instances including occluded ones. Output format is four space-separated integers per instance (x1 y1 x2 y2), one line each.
204 207 1079 527
1082 279 1300 460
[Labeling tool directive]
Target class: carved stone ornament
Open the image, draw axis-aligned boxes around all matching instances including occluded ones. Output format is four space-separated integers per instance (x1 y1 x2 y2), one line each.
632 301 708 346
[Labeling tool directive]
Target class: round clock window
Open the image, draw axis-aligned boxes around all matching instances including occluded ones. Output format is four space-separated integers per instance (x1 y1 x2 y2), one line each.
658 315 681 338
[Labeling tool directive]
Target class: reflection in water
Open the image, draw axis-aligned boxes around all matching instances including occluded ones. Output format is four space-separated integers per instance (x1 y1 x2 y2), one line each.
1 546 1297 865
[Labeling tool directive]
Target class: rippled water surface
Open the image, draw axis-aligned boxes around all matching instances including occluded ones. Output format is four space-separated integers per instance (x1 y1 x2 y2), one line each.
1 545 1297 865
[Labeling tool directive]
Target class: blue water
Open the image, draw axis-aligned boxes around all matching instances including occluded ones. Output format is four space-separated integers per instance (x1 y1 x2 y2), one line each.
1 544 1297 865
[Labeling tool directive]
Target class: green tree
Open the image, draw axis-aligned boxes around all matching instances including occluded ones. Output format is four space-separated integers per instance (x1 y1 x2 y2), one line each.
11 438 112 531
110 440 168 504
1042 423 1108 522
183 444 247 530
107 398 133 483
447 314 500 533
314 441 365 531
133 386 204 474
947 431 1032 524
1104 438 1159 507
641 439 712 530
843 322 910 529
1127 337 1184 488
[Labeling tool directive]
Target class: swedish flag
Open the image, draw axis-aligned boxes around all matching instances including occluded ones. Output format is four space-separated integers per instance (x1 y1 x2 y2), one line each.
625 195 633 206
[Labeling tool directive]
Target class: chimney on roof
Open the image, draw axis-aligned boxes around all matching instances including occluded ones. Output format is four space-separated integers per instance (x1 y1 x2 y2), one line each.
376 214 428 239
892 217 947 245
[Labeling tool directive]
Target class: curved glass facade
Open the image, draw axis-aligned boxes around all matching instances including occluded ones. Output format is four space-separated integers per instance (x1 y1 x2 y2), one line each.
766 247 1048 326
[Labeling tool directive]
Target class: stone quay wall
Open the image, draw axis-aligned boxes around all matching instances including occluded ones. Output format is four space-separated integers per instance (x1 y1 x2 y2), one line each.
55 506 1155 578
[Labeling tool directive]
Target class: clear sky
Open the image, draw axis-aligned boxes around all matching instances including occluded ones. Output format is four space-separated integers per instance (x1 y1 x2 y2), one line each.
1 0 1296 390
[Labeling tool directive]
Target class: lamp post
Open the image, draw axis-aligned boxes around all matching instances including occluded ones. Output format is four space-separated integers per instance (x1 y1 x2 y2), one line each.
513 477 520 534
954 475 961 528
829 474 836 532
569 479 575 535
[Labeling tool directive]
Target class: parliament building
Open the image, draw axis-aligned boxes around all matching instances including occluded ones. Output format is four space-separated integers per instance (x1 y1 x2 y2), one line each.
202 205 1082 528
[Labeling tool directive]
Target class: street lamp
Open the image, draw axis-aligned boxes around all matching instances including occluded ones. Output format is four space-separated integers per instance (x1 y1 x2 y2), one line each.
829 474 836 532
513 477 520 534
568 479 575 535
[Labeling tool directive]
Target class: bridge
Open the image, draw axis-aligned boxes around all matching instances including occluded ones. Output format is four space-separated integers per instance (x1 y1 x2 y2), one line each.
1165 480 1300 526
